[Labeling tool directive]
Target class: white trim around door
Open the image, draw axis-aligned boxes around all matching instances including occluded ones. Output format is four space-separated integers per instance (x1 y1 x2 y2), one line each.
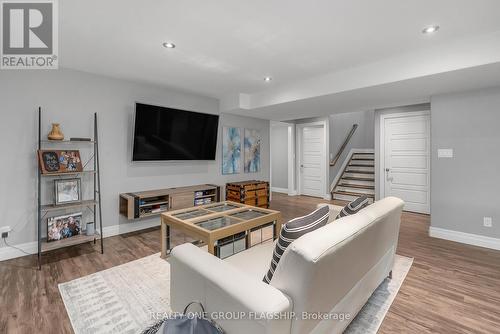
296 120 330 199
379 110 430 214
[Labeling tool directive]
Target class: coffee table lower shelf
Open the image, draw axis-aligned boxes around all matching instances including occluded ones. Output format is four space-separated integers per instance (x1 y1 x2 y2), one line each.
160 201 282 259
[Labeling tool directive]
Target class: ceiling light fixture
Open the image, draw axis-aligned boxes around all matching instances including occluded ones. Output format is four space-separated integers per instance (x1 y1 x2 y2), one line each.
422 25 439 34
264 76 272 82
162 42 176 49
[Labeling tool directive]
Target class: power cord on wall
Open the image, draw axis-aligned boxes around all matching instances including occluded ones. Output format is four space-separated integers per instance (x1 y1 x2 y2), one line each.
2 237 32 256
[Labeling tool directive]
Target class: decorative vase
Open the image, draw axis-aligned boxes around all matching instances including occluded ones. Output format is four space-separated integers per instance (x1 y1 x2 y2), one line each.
48 123 64 141
86 222 95 236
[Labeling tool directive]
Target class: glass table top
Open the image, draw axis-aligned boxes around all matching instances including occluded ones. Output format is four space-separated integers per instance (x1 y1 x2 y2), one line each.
172 209 211 220
206 203 241 212
229 209 268 220
195 216 242 231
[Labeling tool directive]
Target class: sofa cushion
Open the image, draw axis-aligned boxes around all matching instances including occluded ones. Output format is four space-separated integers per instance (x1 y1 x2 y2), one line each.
336 196 370 219
224 240 275 280
263 205 329 284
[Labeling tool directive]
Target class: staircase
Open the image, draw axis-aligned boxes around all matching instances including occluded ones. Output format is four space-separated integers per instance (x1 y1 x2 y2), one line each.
332 152 375 203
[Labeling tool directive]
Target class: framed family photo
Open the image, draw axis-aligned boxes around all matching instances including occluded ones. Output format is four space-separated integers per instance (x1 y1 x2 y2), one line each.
38 150 83 174
47 212 82 242
54 178 81 205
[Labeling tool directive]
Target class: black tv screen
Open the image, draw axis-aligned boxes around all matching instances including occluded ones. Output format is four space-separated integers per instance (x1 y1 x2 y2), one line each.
132 103 219 161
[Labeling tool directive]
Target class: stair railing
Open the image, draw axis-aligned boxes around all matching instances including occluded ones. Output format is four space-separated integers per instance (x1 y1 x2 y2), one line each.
330 124 358 166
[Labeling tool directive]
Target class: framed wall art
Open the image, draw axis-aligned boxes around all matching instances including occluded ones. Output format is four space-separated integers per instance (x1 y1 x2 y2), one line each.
222 127 241 175
244 129 261 173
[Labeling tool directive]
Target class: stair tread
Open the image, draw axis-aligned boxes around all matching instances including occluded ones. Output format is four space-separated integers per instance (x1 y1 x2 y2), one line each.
333 190 375 198
342 177 375 181
338 184 375 190
345 170 374 174
352 153 374 155
351 158 374 161
349 164 375 167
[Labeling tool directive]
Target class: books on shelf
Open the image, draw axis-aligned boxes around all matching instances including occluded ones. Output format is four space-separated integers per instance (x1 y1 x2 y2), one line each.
195 197 212 206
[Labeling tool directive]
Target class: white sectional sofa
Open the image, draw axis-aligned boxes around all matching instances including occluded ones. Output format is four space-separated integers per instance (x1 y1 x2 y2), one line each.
169 197 404 334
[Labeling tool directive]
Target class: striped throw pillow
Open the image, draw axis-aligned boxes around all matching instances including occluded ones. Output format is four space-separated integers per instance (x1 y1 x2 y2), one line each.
336 196 370 219
263 205 329 284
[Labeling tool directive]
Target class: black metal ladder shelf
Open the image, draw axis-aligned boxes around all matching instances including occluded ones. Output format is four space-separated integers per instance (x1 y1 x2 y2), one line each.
36 107 104 269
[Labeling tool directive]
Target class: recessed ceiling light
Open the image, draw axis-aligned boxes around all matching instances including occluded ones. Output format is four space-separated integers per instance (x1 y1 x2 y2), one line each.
422 25 439 34
162 42 176 49
264 76 272 82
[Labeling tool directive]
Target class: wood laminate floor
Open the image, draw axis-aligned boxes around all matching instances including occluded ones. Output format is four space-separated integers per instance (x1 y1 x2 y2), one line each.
1 193 499 333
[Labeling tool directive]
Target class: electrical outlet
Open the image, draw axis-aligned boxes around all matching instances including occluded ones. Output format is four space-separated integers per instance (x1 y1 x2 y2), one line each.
0 226 11 236
438 149 454 158
483 217 493 228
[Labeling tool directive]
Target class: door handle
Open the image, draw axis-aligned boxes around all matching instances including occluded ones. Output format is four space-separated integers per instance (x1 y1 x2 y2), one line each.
385 168 392 181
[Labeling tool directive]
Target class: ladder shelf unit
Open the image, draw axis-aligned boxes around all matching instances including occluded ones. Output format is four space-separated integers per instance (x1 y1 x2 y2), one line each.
36 107 104 270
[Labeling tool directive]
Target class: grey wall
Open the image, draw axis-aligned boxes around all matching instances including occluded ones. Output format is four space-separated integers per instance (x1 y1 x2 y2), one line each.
270 125 288 189
374 103 431 199
0 69 269 250
431 88 500 238
329 110 374 185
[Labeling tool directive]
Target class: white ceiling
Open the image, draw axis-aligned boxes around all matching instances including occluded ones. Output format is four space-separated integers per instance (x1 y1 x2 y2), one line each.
60 0 500 118
242 62 500 121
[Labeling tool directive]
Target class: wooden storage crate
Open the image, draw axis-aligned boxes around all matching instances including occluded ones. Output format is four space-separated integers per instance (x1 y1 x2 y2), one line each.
226 180 269 208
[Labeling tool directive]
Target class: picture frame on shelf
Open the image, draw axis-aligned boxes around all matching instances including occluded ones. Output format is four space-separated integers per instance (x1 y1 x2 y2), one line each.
54 178 81 205
47 212 82 242
38 150 83 174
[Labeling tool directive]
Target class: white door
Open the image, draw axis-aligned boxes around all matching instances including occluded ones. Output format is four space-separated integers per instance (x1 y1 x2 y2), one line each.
299 126 325 197
383 112 430 214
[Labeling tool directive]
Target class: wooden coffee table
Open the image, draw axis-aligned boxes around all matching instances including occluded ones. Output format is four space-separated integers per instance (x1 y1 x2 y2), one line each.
160 201 282 258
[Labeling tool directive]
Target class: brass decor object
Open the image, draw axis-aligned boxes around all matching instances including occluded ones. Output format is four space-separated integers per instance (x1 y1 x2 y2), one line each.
48 123 64 140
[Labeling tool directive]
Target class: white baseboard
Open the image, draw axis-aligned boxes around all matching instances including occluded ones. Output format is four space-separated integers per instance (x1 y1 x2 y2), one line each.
323 193 332 200
270 187 289 194
0 241 38 262
429 227 500 251
0 220 162 262
101 220 161 238
287 190 298 196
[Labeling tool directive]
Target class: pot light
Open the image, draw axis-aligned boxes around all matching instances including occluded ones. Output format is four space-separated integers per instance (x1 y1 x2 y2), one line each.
422 25 439 34
264 76 272 82
162 42 176 49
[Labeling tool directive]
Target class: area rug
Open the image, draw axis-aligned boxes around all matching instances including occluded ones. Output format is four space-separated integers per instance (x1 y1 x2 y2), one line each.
59 254 413 334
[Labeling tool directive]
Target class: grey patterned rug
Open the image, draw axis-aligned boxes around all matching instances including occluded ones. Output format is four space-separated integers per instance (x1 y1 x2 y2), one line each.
59 253 412 334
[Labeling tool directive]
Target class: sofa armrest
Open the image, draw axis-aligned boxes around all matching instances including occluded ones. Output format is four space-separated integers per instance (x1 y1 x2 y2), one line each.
170 243 293 334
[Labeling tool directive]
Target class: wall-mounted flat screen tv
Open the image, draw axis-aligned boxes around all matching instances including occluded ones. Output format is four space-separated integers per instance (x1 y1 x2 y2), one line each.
132 103 219 161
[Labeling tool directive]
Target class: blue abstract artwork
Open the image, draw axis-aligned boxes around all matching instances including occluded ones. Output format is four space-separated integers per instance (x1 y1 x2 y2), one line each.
222 127 241 174
244 129 261 173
